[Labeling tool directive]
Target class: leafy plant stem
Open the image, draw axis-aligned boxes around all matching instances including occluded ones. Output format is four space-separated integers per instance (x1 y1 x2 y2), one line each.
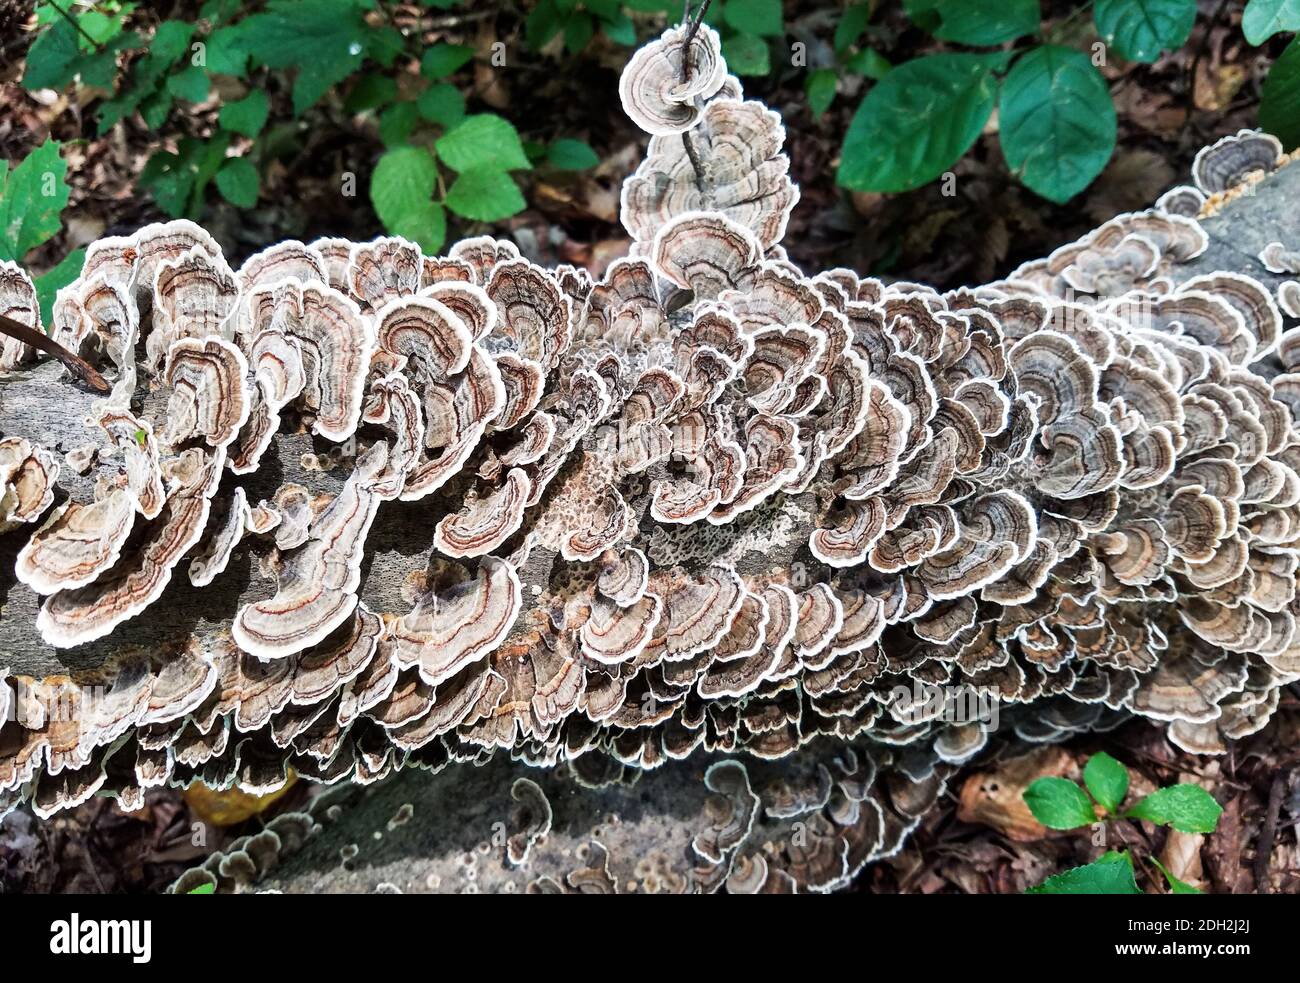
49 0 102 52
0 312 108 393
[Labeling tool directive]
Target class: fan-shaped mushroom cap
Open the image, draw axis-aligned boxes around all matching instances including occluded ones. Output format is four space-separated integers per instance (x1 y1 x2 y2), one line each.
622 99 798 250
37 448 225 648
160 336 250 451
485 260 572 369
652 212 759 299
189 488 249 587
0 262 39 370
1192 129 1282 194
1156 185 1205 217
150 247 239 366
0 438 59 534
618 24 727 136
232 444 387 658
1281 282 1300 319
16 490 136 594
390 556 522 686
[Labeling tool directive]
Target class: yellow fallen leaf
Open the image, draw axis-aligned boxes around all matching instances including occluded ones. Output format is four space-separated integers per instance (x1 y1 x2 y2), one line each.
184 771 297 827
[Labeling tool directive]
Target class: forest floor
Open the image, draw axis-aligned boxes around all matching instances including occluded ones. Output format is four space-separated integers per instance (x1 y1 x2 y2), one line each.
1 0 1298 893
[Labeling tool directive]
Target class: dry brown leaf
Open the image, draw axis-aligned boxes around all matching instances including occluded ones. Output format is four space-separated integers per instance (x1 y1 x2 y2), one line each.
957 745 1080 843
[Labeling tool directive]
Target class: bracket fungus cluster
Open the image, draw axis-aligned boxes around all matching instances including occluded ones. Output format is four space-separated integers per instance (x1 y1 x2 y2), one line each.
2 27 1300 875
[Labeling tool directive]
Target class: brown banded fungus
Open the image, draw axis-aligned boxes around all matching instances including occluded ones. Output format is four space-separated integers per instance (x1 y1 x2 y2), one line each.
1 25 1299 868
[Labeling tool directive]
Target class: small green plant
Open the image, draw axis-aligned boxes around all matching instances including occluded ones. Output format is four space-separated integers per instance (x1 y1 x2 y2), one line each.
1022 751 1223 895
187 882 216 894
21 0 606 252
832 0 1298 204
1244 0 1300 148
0 139 82 325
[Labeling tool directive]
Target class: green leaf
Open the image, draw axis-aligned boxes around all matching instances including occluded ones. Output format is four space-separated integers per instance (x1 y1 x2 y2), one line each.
0 139 70 261
722 33 771 76
205 25 250 75
1023 777 1098 830
600 10 636 46
564 12 595 53
417 83 466 128
999 45 1116 203
724 0 784 38
844 48 891 79
345 74 398 113
379 103 419 148
167 64 211 103
445 168 526 221
526 0 564 50
23 18 82 90
934 0 1040 46
1261 36 1300 149
421 42 475 79
1027 855 1142 894
834 4 873 54
806 68 837 116
370 146 445 253
1094 0 1197 63
435 114 531 172
34 247 84 327
215 157 259 208
1125 784 1223 833
219 90 270 137
837 51 1005 193
1243 0 1300 44
152 20 198 66
228 0 368 114
1151 859 1203 894
547 138 599 170
188 882 217 895
1082 752 1129 815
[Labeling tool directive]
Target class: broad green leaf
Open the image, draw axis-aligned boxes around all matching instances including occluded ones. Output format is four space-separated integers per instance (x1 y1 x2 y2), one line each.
367 25 407 68
1094 0 1196 63
445 168 526 221
370 146 445 253
1023 777 1097 830
999 45 1116 203
724 0 784 38
215 157 258 207
0 139 70 261
1125 784 1223 833
837 51 1005 193
563 12 595 53
722 33 771 76
34 247 84 327
205 25 250 75
227 0 368 114
806 68 837 116
219 90 270 137
420 42 475 79
1082 752 1129 814
1152 859 1203 894
1261 36 1300 149
167 64 211 103
22 20 80 90
417 83 466 128
1027 855 1141 894
435 115 531 172
152 20 198 66
526 0 565 50
1243 0 1300 44
188 883 217 895
547 138 599 170
834 4 873 54
379 103 419 148
934 0 1040 46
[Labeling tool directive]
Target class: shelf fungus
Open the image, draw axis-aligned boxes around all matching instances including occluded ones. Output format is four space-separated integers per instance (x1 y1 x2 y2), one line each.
3 25 1300 884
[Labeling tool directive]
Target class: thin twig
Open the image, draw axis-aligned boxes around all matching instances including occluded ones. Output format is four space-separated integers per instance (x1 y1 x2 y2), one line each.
0 312 109 393
678 0 715 193
1254 768 1288 894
